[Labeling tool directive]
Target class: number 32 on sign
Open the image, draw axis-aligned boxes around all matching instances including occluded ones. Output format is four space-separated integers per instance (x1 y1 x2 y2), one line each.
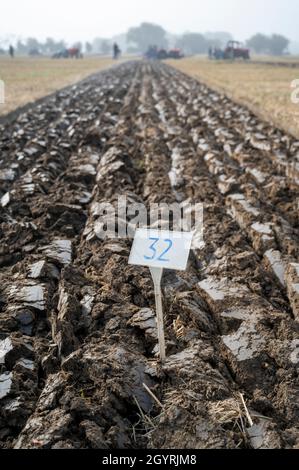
129 228 193 270
129 229 194 362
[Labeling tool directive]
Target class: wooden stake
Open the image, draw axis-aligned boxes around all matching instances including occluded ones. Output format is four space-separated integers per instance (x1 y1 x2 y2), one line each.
149 267 166 363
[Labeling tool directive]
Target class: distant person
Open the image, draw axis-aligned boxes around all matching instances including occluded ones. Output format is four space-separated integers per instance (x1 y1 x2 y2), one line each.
146 45 158 60
9 45 14 58
215 48 223 60
113 43 121 60
208 47 212 59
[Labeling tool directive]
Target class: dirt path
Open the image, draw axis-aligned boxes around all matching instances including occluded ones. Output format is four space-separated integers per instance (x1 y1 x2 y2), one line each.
0 61 298 450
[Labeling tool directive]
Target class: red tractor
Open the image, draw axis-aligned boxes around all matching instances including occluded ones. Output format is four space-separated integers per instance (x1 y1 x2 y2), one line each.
167 48 184 59
224 41 250 60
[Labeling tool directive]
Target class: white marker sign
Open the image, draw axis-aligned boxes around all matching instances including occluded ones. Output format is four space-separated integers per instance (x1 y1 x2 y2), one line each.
129 229 193 271
129 229 193 362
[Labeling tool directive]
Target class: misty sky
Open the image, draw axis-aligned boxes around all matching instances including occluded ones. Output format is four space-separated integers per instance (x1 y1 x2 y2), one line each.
2 0 298 43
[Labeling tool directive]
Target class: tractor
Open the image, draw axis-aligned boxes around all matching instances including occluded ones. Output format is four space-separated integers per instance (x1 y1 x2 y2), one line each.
52 48 83 59
167 48 184 59
224 41 250 60
145 46 184 60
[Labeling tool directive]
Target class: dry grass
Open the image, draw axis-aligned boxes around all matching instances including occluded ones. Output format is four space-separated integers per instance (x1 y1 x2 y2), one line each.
168 56 299 139
251 54 299 63
0 56 118 116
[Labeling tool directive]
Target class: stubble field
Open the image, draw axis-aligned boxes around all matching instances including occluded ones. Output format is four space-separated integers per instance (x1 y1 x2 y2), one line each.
0 57 117 117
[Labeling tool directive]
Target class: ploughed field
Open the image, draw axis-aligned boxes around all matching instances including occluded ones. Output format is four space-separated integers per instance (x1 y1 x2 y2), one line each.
168 57 299 140
0 61 298 449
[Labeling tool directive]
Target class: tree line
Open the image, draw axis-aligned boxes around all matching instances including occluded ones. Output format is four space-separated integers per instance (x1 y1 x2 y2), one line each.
126 24 290 56
246 33 290 55
0 37 113 56
0 23 290 57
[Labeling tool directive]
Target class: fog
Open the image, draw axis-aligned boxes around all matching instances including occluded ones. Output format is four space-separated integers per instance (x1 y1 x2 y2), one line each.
2 0 298 42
